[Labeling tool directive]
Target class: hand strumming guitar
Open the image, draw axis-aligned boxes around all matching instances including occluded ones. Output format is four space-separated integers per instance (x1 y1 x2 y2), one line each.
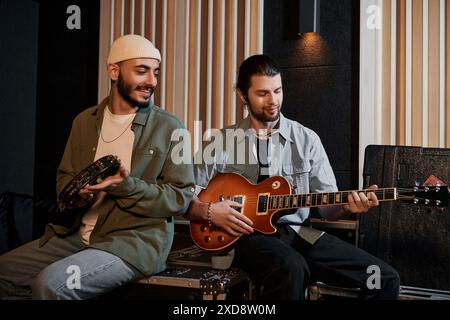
186 195 254 237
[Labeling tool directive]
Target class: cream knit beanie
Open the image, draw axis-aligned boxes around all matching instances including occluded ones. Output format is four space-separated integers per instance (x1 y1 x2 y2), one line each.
107 34 161 64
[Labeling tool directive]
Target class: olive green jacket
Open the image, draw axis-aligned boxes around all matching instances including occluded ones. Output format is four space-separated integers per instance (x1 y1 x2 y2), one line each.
39 97 195 276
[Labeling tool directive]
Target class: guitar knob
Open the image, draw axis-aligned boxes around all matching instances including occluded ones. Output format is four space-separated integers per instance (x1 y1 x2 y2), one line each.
204 236 211 243
200 225 206 232
218 235 224 242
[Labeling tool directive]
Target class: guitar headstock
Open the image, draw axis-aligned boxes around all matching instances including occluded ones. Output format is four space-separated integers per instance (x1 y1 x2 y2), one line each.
397 186 449 207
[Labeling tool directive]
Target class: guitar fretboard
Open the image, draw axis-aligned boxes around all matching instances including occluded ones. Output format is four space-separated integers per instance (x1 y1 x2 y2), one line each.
258 188 397 212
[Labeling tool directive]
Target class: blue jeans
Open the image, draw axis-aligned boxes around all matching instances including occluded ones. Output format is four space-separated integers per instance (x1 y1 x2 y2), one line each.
0 232 139 300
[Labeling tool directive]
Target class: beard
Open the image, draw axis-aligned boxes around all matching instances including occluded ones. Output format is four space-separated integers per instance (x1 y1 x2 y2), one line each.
117 74 153 109
247 104 280 123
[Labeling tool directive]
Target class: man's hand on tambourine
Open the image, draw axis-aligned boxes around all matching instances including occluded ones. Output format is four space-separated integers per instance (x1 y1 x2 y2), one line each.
85 164 129 193
77 188 96 207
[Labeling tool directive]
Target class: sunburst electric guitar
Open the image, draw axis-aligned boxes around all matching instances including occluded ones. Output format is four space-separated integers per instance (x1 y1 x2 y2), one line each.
189 172 449 252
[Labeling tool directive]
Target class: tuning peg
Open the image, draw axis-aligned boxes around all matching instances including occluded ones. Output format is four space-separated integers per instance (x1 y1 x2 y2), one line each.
413 187 419 192
436 200 441 206
414 181 420 187
424 199 430 205
413 198 419 204
424 187 429 192
435 187 440 192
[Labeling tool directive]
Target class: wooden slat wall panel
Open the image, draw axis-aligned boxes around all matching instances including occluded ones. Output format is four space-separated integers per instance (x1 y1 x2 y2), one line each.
366 0 449 148
123 0 131 35
113 0 122 40
164 0 175 114
99 0 263 137
396 0 407 145
236 0 246 121
187 0 201 137
382 0 392 144
133 0 142 35
143 0 155 42
205 0 213 131
98 0 112 101
224 0 238 127
411 0 423 146
153 0 163 105
199 1 208 134
250 0 261 53
211 0 225 129
174 0 188 124
428 0 440 147
446 0 450 146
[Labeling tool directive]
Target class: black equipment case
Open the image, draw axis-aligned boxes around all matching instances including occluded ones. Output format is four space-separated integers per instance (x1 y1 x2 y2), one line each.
104 227 253 300
360 145 450 293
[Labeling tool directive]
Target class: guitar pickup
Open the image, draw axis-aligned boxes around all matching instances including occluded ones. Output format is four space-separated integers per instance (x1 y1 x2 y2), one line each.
257 193 270 215
233 195 244 213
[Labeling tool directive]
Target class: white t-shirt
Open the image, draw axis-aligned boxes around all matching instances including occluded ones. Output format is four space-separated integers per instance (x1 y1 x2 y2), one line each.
79 106 136 245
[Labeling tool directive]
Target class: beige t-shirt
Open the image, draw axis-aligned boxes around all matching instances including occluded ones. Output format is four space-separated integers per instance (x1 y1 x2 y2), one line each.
79 106 135 245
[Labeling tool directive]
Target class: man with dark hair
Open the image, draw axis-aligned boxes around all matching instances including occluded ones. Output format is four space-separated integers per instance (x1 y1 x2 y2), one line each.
186 54 400 300
0 35 195 300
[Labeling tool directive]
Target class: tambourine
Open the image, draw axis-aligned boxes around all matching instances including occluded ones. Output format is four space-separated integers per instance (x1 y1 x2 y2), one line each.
58 155 121 211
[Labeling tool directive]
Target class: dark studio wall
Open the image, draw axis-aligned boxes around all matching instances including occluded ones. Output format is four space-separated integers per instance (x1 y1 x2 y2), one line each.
34 0 100 201
32 0 100 235
0 0 100 245
0 0 39 196
0 0 99 198
263 0 360 190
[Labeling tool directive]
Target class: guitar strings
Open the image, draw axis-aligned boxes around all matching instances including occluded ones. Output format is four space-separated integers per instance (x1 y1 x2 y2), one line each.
220 188 444 207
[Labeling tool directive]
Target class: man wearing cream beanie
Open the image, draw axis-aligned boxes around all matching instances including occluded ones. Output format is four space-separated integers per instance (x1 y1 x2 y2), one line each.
0 35 195 300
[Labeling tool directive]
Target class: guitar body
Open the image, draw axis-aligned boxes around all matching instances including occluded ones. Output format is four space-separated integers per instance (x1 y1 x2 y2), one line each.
190 172 292 252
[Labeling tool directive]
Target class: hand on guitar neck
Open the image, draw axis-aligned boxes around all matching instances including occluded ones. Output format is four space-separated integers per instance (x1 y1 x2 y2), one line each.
320 185 380 221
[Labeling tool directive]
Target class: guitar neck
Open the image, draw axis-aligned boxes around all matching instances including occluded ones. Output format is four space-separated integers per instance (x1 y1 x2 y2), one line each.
264 188 397 210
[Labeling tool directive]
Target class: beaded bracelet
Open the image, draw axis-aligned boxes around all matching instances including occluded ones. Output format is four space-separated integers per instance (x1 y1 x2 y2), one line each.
207 202 213 228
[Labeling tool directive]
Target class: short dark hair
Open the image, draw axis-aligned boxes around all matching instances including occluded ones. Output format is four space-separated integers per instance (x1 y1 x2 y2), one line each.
236 54 281 99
